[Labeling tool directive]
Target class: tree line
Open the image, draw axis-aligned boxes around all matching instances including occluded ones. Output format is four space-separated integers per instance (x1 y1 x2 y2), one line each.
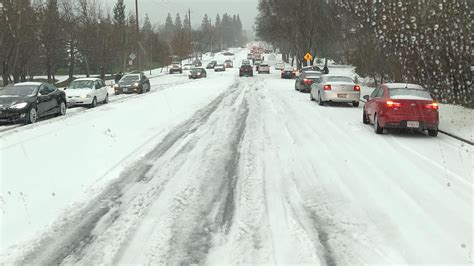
256 0 472 107
0 0 245 86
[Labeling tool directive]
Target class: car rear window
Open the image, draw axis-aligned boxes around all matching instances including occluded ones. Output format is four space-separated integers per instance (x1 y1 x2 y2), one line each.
327 76 353 83
389 88 432 100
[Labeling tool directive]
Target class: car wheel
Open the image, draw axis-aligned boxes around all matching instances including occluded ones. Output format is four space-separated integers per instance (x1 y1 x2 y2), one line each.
428 129 438 137
103 94 109 104
310 92 315 101
25 106 38 124
318 93 325 106
57 101 67 116
353 101 360 107
363 110 370 124
374 114 383 134
90 97 97 108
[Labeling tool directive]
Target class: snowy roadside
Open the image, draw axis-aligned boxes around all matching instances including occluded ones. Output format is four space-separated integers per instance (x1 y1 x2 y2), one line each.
0 73 236 259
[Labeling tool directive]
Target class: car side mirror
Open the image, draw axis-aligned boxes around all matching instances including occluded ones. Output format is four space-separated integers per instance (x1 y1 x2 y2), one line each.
363 95 370 101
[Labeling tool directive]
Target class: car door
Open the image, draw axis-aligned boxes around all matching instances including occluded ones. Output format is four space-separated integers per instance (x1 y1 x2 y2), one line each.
141 75 149 91
367 87 384 122
37 84 56 116
93 80 104 101
101 80 108 99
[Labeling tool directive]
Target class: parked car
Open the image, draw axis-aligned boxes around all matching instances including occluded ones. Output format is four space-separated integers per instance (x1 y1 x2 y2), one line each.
0 82 66 124
224 60 234 68
65 78 108 108
247 53 254 60
258 63 270 74
223 51 234 56
193 59 202 67
189 67 207 79
183 64 193 70
170 61 183 74
214 64 226 72
310 75 360 107
239 64 253 77
281 66 296 79
295 71 322 93
275 62 285 70
362 83 439 136
242 59 251 65
206 60 217 69
114 73 150 94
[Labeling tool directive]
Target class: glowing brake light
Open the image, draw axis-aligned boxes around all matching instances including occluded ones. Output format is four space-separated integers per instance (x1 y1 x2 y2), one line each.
354 85 361 91
386 100 401 108
323 84 332 91
424 102 439 110
303 79 313 85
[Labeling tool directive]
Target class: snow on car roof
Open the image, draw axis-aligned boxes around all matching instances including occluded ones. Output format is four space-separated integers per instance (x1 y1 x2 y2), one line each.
384 83 425 90
74 78 100 81
14 82 42 86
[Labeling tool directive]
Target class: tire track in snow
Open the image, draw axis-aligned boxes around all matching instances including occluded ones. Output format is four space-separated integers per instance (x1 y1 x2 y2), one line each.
14 80 241 265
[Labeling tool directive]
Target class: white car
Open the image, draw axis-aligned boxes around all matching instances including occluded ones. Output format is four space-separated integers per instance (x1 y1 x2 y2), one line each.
65 78 109 108
275 62 285 70
183 64 193 70
310 75 361 107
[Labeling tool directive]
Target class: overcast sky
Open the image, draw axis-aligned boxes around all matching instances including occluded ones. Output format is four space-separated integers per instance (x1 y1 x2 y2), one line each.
103 0 259 32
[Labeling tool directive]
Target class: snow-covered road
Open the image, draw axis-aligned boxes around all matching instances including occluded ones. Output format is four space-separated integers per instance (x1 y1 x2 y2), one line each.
1 50 473 265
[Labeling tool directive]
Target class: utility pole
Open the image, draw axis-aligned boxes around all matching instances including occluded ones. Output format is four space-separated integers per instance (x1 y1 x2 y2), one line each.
135 0 140 72
188 8 193 59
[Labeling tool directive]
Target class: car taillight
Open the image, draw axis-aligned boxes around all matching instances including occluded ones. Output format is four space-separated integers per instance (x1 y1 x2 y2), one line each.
424 102 439 110
386 100 401 108
303 79 313 85
323 84 332 91
354 85 361 91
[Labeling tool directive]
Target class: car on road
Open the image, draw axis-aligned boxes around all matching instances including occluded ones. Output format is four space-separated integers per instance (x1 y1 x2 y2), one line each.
258 63 270 74
170 62 183 74
65 78 109 108
214 64 226 72
295 71 322 93
189 68 207 79
206 61 217 69
223 51 234 56
281 66 296 79
242 59 251 66
239 64 253 77
193 59 202 67
275 62 285 70
114 73 150 94
310 75 360 107
362 83 439 136
183 64 193 70
254 59 262 71
0 82 66 124
247 53 254 60
224 60 234 68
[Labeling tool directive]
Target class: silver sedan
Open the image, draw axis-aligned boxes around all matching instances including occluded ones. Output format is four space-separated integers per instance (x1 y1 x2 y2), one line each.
310 75 361 107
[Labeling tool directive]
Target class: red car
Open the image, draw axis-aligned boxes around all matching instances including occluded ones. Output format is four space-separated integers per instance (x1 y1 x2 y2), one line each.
363 83 439 136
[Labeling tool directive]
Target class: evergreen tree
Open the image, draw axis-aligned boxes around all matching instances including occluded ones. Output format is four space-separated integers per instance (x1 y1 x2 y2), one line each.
113 0 126 28
142 14 153 33
175 13 182 30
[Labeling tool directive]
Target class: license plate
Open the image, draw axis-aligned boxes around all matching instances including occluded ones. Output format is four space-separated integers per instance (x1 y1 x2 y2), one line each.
123 88 128 92
338 94 347 98
407 121 420 128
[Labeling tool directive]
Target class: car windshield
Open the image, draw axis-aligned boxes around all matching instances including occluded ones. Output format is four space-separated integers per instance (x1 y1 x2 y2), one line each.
389 88 433 100
68 80 94 89
0 85 38 96
120 75 139 82
327 76 353 83
2 1 471 265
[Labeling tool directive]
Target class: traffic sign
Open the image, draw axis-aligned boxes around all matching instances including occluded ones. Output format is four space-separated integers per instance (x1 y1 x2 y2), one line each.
129 53 136 60
304 53 313 62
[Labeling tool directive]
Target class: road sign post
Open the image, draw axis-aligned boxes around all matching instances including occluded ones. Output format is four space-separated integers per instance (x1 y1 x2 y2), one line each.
304 53 313 66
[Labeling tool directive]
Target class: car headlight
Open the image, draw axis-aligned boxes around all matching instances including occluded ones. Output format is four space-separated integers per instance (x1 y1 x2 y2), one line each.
80 95 91 98
10 102 28 109
114 84 119 88
133 82 140 87
197 73 201 76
